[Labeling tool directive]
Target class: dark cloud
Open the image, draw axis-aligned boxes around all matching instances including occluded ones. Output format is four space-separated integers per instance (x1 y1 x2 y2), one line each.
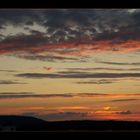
42 9 96 27
0 9 42 27
96 60 140 66
0 9 98 43
76 79 114 84
65 67 140 71
95 29 140 42
40 112 87 121
15 72 140 79
0 33 48 54
0 9 140 62
0 92 140 99
0 9 140 61
0 80 27 85
0 92 73 99
21 110 134 121
0 9 137 32
111 99 139 102
15 53 78 62
41 9 140 41
0 92 108 99
21 112 39 117
78 93 109 97
115 110 132 115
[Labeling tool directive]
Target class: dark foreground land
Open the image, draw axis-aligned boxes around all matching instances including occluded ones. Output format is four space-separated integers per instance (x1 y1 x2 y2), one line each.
0 115 140 132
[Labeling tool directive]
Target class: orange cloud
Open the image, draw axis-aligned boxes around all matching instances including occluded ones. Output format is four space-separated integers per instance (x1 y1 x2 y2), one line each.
1 39 140 58
56 106 90 112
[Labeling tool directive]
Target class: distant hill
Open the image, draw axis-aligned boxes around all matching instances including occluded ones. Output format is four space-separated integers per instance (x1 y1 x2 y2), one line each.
0 115 140 131
0 115 47 131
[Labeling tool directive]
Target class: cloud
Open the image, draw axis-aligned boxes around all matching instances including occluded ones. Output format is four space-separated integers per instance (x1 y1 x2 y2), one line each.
20 107 89 120
65 67 140 71
39 112 87 121
21 110 135 121
1 37 140 58
115 110 132 115
111 99 139 102
20 109 137 121
0 92 140 99
94 106 133 116
0 9 41 27
0 9 137 34
39 108 133 121
0 9 140 62
85 93 138 98
77 93 112 97
57 106 90 111
15 72 140 79
76 79 114 84
0 92 73 99
15 53 79 62
75 78 140 85
21 112 38 117
0 80 27 85
0 33 48 55
97 60 140 66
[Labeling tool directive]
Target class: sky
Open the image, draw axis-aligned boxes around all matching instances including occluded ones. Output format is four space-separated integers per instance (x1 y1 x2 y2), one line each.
0 9 140 121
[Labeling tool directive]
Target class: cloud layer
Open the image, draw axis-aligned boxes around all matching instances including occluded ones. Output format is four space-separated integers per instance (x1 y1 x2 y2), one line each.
97 60 140 66
111 99 139 102
21 109 135 121
0 92 140 99
1 9 140 61
15 72 140 79
0 80 26 85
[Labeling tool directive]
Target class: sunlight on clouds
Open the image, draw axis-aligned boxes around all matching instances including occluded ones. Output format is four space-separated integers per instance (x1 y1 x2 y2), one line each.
0 9 140 121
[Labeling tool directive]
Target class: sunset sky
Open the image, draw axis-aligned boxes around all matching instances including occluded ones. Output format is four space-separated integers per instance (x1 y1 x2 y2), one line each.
0 9 140 121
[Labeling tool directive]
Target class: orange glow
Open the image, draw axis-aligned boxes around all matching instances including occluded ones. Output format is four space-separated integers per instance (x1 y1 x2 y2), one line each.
1 39 140 56
103 106 111 111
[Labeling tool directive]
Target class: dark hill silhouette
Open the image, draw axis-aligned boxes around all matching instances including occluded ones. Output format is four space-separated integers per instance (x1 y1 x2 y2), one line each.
0 115 140 131
0 115 47 131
